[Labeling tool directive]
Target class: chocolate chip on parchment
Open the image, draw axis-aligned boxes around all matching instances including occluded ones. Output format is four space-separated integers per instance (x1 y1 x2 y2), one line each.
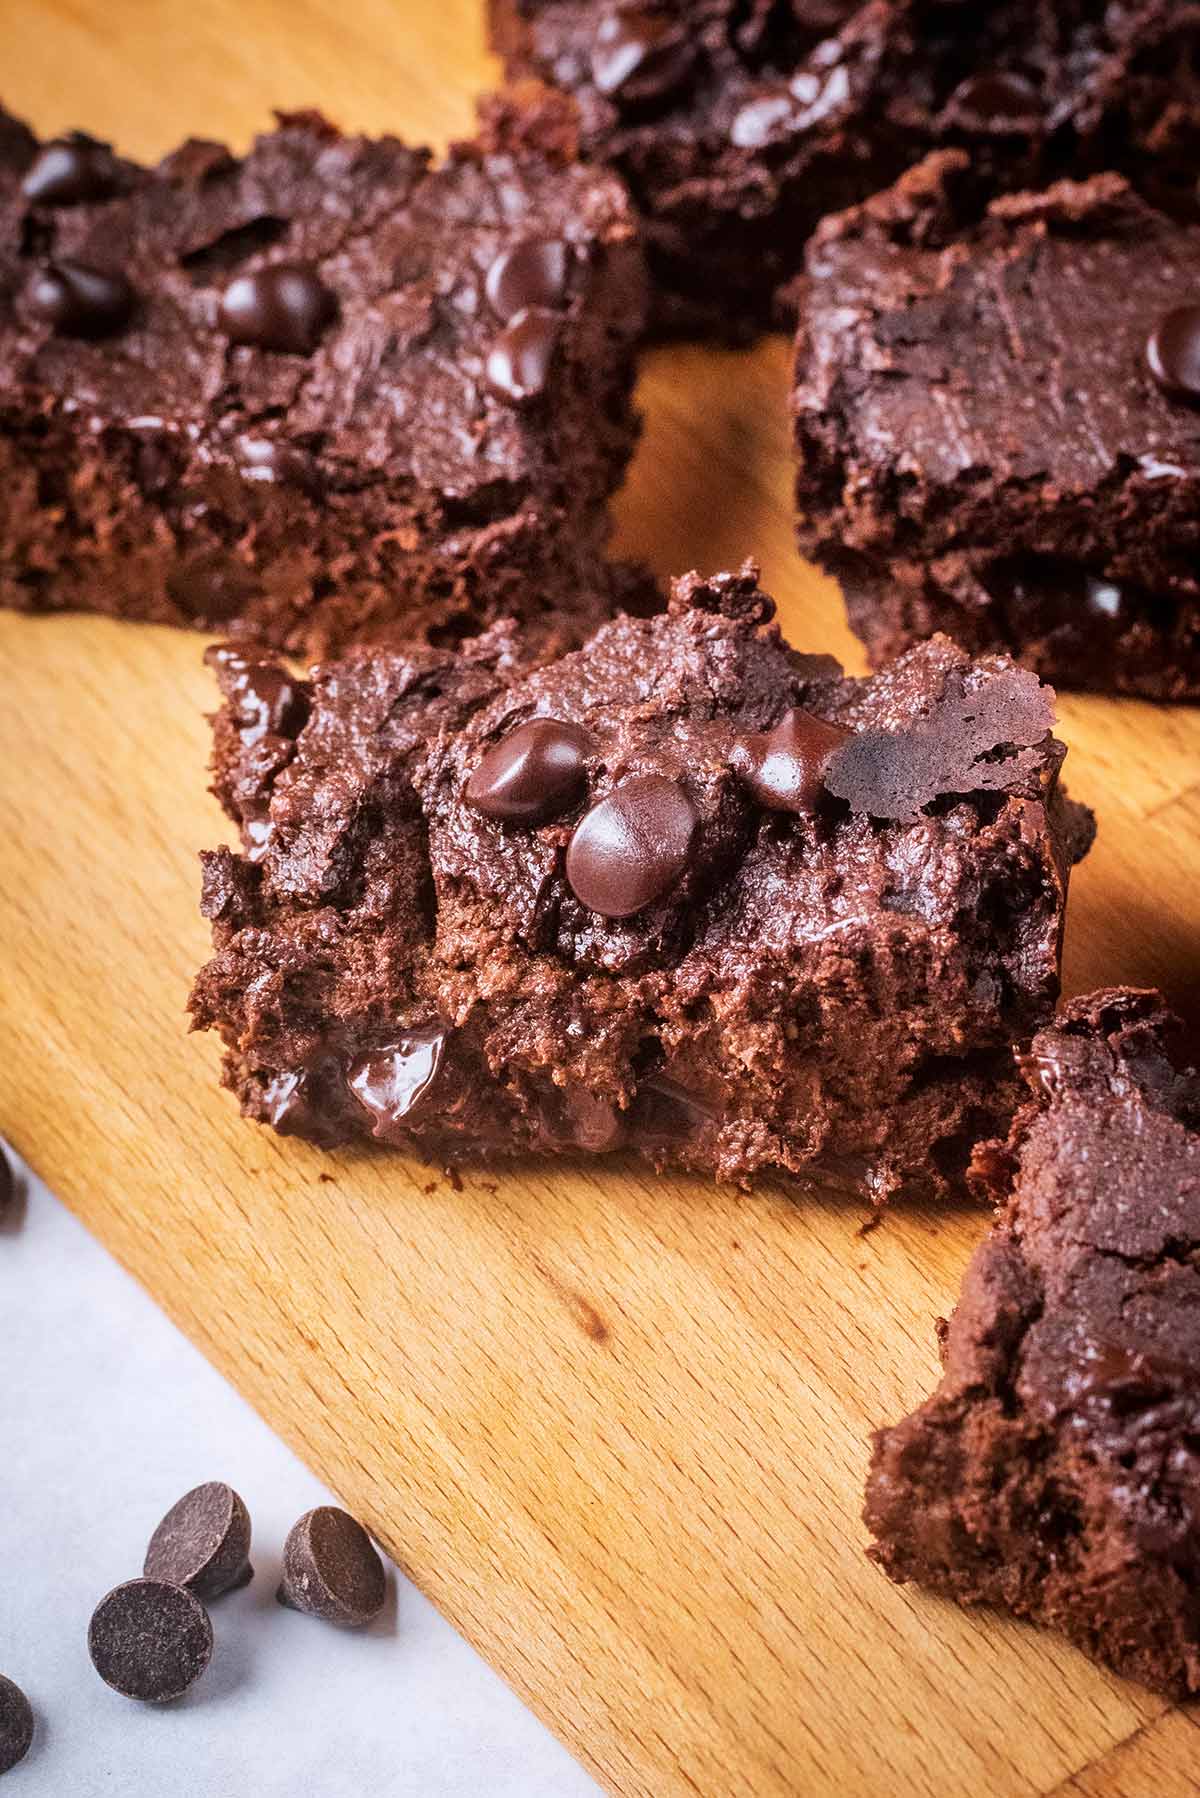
0 1676 33 1775
144 1482 253 1600
276 1507 386 1627
88 1579 213 1702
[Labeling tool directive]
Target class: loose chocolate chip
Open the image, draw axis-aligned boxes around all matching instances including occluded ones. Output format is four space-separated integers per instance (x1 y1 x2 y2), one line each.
0 1676 33 1775
566 774 698 918
88 1579 213 1702
485 238 571 323
486 309 561 406
277 1507 386 1627
210 647 309 746
946 71 1041 128
1147 305 1200 401
348 1032 448 1136
591 9 693 103
22 136 115 205
218 264 336 354
730 708 849 814
466 718 591 822
144 1483 253 1600
28 260 133 338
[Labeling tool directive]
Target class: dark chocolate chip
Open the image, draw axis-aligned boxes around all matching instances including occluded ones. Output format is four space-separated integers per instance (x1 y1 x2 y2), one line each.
566 774 698 918
144 1483 253 1600
348 1032 448 1136
28 260 133 338
210 648 309 746
465 719 591 822
485 238 571 323
277 1507 386 1627
218 264 336 354
236 437 321 494
591 9 693 103
0 1676 33 1775
486 309 561 406
22 136 115 205
730 708 849 814
88 1579 213 1702
946 71 1041 129
1147 305 1200 401
632 1073 717 1150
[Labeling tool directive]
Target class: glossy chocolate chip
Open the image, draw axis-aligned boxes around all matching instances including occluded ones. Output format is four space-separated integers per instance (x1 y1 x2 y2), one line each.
0 1676 33 1775
947 71 1041 127
632 1073 717 1150
485 238 571 323
486 309 561 405
566 774 698 918
730 708 848 814
466 719 591 822
1147 305 1200 401
144 1483 253 1600
28 260 133 337
22 136 115 205
88 1580 213 1702
211 648 309 747
591 8 692 102
348 1032 447 1135
218 263 335 354
277 1507 386 1627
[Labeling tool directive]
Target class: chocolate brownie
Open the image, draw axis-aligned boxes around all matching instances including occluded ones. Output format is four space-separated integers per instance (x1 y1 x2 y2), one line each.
189 562 1092 1199
866 989 1200 1696
488 0 1200 338
794 157 1200 699
0 104 648 658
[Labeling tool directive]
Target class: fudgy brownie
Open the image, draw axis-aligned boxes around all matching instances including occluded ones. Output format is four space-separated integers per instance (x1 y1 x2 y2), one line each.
866 989 1200 1696
488 0 1200 337
189 563 1092 1198
794 157 1200 698
0 104 647 658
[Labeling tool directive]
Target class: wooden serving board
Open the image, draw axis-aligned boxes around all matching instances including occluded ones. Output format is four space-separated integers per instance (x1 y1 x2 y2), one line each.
5 6 1200 1792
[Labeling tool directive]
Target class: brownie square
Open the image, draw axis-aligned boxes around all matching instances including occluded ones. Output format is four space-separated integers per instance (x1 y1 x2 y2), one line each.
189 562 1092 1200
793 157 1200 699
0 104 648 658
489 0 1200 338
866 989 1200 1697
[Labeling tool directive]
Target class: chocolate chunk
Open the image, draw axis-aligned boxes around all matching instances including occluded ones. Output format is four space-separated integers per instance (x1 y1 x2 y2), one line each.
0 1676 33 1775
21 135 115 205
276 1506 386 1627
1146 305 1200 401
485 309 561 405
485 238 570 322
28 261 133 337
218 264 336 354
566 774 698 917
945 72 1041 130
88 1579 213 1702
143 1483 253 1600
208 648 308 746
465 718 591 821
347 1033 448 1136
632 1073 717 1149
730 708 848 814
590 9 692 103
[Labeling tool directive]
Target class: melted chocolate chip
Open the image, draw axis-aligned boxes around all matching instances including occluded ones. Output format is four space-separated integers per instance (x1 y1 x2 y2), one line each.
88 1580 213 1702
144 1483 253 1600
632 1073 717 1150
0 1676 33 1775
348 1032 447 1135
946 71 1041 129
591 8 693 102
1147 305 1200 401
210 647 308 746
277 1507 386 1627
485 238 571 323
22 136 115 205
466 719 591 822
218 264 336 354
566 774 698 918
28 260 133 337
730 708 849 814
486 309 561 406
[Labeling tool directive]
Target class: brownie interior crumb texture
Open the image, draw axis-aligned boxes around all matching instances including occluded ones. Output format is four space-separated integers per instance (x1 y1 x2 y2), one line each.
794 157 1200 698
866 988 1200 1696
190 562 1093 1200
0 103 649 658
489 0 1200 338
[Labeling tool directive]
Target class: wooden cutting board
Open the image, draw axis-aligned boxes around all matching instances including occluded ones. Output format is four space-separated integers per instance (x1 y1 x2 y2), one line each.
5 6 1200 1792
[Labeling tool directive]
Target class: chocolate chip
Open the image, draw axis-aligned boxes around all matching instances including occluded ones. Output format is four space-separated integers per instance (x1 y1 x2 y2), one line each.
1147 305 1200 401
28 260 133 338
88 1579 213 1702
348 1032 448 1136
144 1483 253 1600
277 1507 386 1627
486 309 561 405
210 647 309 746
591 9 693 103
466 718 591 822
22 136 115 205
485 238 571 323
946 71 1041 129
0 1676 33 1775
566 774 698 918
730 708 849 814
632 1073 717 1150
218 264 336 354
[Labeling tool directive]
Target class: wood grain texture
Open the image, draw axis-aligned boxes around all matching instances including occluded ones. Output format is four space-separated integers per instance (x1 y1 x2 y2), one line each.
4 5 1200 1793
